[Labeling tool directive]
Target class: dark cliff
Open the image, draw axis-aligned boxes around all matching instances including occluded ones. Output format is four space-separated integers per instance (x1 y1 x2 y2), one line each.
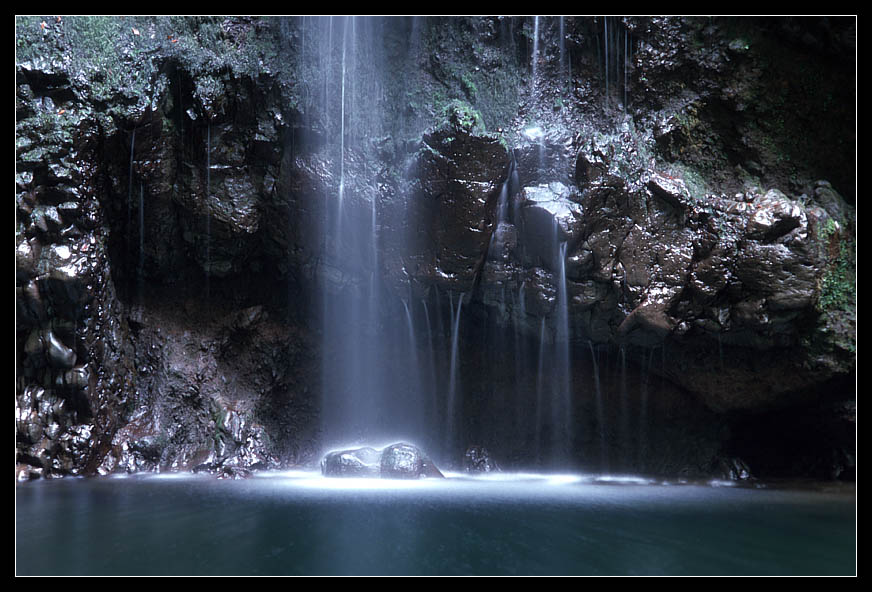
16 16 855 481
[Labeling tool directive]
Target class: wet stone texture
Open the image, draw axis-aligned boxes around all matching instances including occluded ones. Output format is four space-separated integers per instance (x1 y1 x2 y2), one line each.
16 16 854 481
321 443 445 479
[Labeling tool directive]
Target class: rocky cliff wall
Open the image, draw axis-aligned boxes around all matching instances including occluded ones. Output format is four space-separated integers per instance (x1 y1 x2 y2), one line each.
16 16 855 480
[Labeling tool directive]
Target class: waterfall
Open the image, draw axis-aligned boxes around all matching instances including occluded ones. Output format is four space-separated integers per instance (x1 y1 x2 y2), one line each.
402 299 422 440
603 17 609 106
205 122 211 302
531 16 540 87
513 284 527 439
422 299 438 450
553 239 572 464
311 16 395 448
619 345 629 468
338 16 348 214
137 183 144 304
127 128 136 269
535 317 547 463
638 346 655 470
602 16 633 111
446 292 464 455
559 16 565 82
624 30 629 111
590 341 607 472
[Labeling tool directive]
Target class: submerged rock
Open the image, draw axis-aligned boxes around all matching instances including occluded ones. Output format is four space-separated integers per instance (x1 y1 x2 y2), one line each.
321 443 444 479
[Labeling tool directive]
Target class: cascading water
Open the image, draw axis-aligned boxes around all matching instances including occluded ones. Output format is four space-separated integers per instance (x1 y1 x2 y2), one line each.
601 16 633 111
297 16 440 457
535 317 548 461
445 292 464 452
590 341 608 471
637 346 655 469
127 128 136 280
531 16 540 88
137 182 144 303
204 122 211 302
552 238 572 464
300 16 632 470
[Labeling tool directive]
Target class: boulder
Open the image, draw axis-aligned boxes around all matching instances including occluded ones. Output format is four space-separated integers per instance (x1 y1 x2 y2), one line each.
380 442 425 479
321 442 444 479
321 447 382 478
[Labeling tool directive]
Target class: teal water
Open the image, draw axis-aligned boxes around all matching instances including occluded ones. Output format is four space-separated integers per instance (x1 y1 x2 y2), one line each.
15 472 856 576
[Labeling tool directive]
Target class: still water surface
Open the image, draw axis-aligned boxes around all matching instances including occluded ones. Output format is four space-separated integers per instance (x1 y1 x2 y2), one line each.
16 471 855 576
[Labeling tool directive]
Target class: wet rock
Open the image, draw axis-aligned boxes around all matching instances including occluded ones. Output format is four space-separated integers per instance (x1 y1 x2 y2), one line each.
712 456 754 481
412 100 509 291
321 443 444 479
45 330 77 369
321 446 382 477
646 172 692 212
519 182 582 263
216 465 253 480
380 442 426 479
745 189 805 241
381 442 446 479
463 445 499 473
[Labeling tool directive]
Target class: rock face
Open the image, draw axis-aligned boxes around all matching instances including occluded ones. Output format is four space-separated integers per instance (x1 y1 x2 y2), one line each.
16 16 855 481
321 443 445 479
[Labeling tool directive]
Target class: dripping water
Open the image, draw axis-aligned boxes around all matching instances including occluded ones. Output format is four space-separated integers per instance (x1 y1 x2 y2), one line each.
552 236 572 465
638 346 655 470
402 299 422 439
137 182 145 306
422 299 438 448
601 16 633 111
535 317 547 463
127 128 136 268
603 17 609 106
624 30 629 112
513 283 527 436
446 292 464 455
590 341 607 472
559 16 566 85
531 16 540 88
337 17 348 227
205 122 211 303
619 345 629 468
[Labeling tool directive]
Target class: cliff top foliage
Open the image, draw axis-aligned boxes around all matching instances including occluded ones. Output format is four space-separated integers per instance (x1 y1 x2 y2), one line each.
16 16 286 126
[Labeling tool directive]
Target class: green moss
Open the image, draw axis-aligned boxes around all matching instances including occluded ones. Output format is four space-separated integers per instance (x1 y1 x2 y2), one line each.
440 99 486 134
816 220 856 316
460 72 478 100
